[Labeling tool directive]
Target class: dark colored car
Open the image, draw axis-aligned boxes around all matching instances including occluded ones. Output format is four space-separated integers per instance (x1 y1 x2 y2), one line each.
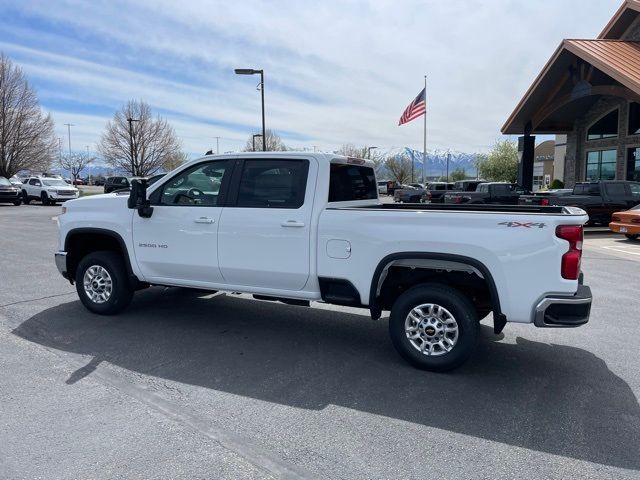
548 181 640 225
444 182 528 204
452 180 485 192
93 177 106 186
393 184 425 203
518 189 573 206
0 176 22 205
420 182 454 203
104 176 131 193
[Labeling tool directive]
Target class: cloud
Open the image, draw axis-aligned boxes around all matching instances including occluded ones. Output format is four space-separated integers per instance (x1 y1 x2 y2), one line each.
0 0 622 155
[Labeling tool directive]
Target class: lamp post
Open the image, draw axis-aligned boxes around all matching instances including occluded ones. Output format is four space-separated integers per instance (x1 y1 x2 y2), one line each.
252 134 263 152
367 146 378 159
235 68 266 151
64 123 74 154
127 118 140 176
446 150 450 181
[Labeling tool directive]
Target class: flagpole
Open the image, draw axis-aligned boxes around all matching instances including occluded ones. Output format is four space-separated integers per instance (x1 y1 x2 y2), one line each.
423 75 427 184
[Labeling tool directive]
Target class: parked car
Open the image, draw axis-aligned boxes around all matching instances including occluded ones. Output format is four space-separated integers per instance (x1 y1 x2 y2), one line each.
0 176 22 205
445 182 527 205
377 181 388 195
9 176 24 187
54 152 592 372
421 182 454 203
547 181 640 225
518 189 573 206
104 176 131 193
21 176 79 205
72 177 85 186
93 177 106 186
394 184 424 203
451 180 485 192
609 203 640 240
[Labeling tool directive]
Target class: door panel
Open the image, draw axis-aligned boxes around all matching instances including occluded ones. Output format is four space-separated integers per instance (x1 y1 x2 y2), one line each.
218 158 314 290
132 159 232 283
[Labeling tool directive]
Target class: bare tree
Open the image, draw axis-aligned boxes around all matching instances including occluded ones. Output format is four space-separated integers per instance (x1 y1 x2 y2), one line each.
162 151 188 172
384 153 412 184
0 53 57 178
243 129 288 152
57 152 94 183
98 100 183 176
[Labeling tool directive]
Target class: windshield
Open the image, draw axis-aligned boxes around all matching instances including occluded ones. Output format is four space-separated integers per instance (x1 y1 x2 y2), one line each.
43 179 69 186
0 177 11 186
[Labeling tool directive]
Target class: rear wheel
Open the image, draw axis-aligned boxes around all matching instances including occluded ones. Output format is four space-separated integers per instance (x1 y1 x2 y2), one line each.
40 192 50 206
22 191 30 204
625 234 639 241
389 283 479 372
75 251 134 315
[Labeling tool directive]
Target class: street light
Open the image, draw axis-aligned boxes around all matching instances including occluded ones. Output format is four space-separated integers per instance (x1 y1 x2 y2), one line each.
367 146 378 159
235 68 266 152
127 118 140 176
64 123 74 154
252 134 263 152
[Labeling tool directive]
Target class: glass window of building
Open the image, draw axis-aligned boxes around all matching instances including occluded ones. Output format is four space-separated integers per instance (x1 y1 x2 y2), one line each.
630 103 640 136
627 147 640 182
586 149 617 180
587 109 618 140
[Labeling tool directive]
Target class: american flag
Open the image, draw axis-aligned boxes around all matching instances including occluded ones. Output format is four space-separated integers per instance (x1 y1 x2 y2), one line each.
398 88 426 126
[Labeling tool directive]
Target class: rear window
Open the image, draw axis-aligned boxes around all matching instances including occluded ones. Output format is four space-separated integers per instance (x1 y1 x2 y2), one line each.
329 164 377 202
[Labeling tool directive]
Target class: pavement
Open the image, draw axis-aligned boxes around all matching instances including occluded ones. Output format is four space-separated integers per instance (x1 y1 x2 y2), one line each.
1 203 639 479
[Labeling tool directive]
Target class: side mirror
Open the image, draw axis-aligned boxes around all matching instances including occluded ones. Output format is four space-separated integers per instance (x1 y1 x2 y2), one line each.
128 179 154 218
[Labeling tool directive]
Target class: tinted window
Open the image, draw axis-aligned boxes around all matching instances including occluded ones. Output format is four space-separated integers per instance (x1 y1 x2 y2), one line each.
238 159 309 208
492 185 509 195
587 184 601 196
630 183 640 197
574 184 585 195
160 160 230 206
604 183 627 196
629 102 640 135
329 164 377 202
29 179 40 186
587 110 618 140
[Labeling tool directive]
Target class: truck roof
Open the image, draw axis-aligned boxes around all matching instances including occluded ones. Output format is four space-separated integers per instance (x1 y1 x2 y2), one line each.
191 151 376 168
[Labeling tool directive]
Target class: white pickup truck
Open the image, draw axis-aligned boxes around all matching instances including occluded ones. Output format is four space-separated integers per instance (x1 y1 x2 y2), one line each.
54 153 592 371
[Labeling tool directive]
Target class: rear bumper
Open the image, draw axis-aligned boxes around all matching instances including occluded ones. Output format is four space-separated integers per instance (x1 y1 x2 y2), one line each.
534 285 592 328
609 222 640 235
55 251 69 279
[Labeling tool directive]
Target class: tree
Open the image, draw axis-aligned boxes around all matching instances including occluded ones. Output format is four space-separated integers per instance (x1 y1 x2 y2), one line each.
98 100 183 176
243 129 288 151
451 169 467 182
384 153 412 184
477 140 519 182
57 152 94 183
0 53 57 178
162 151 188 172
550 179 565 189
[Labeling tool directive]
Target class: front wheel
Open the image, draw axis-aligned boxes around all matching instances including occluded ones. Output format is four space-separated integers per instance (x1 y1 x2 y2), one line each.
75 251 134 315
22 191 30 204
626 234 639 241
40 192 50 206
389 283 479 372
13 199 22 206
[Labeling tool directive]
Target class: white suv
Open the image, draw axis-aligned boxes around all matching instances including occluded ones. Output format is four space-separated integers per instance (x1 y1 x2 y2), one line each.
22 176 79 205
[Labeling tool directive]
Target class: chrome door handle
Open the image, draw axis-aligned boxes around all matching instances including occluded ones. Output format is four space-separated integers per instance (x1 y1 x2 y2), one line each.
281 220 305 228
194 217 214 224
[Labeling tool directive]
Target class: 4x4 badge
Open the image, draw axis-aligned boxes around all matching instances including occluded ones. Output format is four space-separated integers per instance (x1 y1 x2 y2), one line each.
498 221 546 229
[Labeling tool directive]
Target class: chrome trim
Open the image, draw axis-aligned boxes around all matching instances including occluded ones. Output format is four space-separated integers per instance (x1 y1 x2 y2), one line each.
534 292 591 328
54 251 68 278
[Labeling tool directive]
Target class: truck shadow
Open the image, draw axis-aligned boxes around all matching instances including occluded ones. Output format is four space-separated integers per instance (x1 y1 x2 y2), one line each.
13 288 640 471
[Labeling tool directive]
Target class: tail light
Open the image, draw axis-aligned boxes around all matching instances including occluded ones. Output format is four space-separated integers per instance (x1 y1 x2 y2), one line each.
427 192 432 201
541 198 549 206
612 216 621 222
632 218 640 224
556 225 583 280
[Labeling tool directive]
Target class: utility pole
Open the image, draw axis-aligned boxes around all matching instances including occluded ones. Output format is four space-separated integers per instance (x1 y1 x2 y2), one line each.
64 123 74 154
446 150 450 180
127 118 139 176
215 136 220 154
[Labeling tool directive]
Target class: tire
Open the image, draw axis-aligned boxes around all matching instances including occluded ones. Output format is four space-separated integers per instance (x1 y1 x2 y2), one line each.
22 191 30 205
75 251 134 315
625 234 639 241
410 196 420 203
389 283 479 372
13 199 22 206
40 192 50 206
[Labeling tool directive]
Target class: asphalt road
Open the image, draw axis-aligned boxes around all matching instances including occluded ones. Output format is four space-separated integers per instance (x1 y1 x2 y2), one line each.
1 203 639 479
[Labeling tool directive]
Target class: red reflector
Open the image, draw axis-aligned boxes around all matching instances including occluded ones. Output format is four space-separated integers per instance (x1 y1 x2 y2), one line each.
556 225 583 280
541 198 549 206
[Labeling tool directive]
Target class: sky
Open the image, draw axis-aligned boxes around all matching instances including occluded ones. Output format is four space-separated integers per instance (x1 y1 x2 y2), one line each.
0 0 623 158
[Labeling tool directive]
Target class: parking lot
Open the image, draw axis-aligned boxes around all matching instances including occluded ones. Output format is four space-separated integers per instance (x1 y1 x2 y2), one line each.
1 204 639 480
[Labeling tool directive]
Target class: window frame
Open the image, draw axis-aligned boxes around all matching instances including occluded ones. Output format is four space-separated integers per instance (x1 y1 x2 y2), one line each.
226 158 310 209
586 107 619 141
149 158 235 207
585 148 617 181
